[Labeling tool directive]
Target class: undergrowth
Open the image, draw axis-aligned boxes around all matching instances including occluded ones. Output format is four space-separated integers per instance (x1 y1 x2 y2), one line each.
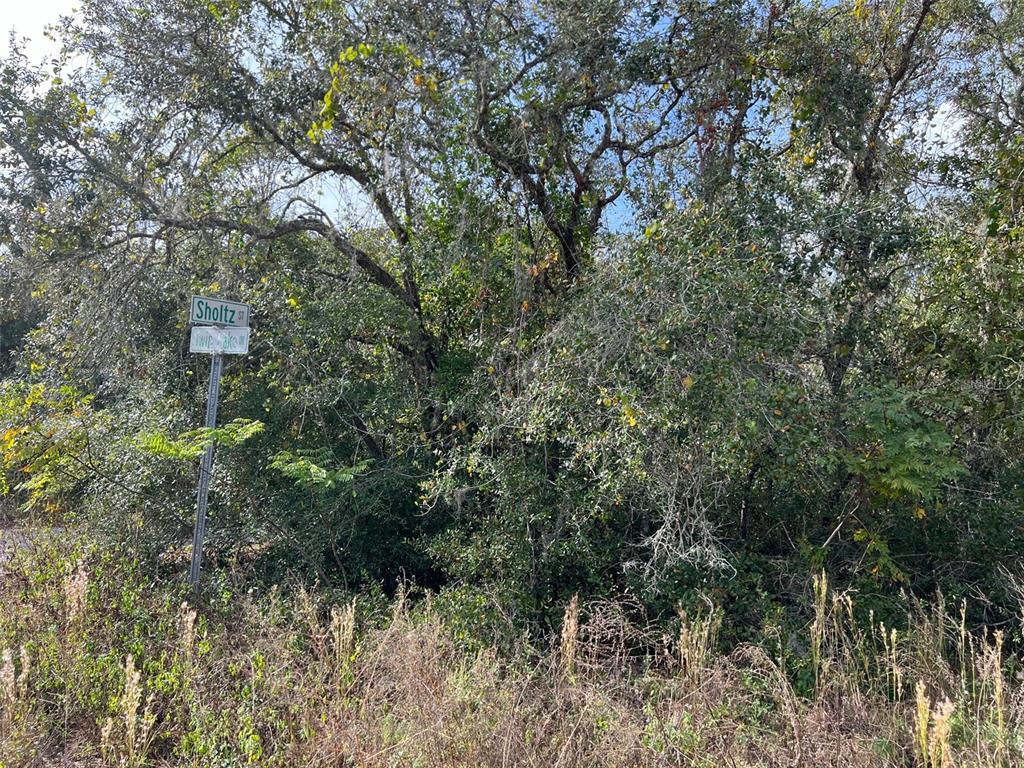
1 535 1021 767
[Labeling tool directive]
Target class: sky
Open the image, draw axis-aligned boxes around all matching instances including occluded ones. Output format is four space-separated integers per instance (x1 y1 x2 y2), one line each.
0 0 377 228
0 1 78 62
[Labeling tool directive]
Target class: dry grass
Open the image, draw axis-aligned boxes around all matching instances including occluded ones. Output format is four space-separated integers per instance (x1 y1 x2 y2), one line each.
1 546 1022 767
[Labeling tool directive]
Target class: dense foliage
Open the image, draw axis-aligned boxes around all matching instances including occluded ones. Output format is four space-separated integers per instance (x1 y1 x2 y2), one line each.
1 0 1022 636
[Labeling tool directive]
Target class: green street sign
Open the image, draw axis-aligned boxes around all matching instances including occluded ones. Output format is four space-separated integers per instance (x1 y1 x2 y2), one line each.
190 295 250 327
187 295 251 594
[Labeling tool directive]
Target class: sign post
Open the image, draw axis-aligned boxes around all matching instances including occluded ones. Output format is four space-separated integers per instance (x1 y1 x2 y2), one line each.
188 295 251 592
189 352 222 590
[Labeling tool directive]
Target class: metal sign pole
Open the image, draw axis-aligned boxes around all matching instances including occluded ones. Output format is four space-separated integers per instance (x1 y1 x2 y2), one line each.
189 352 223 591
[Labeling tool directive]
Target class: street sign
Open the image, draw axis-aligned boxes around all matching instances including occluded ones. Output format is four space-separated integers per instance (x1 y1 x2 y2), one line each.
189 325 250 355
187 295 251 594
190 295 250 327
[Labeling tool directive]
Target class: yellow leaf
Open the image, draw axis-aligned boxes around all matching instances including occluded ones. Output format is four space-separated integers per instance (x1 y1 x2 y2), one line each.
914 507 927 519
623 405 638 427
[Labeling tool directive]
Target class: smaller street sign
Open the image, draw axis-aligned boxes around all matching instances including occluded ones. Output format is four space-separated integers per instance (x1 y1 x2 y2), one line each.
190 295 250 327
190 325 250 355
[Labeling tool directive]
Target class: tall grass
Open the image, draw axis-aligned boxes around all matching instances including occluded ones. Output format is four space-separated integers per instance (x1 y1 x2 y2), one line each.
1 541 1022 767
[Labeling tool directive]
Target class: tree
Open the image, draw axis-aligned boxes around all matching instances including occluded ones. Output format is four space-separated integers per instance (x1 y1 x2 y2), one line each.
2 0 1022 631
0 0 752 585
